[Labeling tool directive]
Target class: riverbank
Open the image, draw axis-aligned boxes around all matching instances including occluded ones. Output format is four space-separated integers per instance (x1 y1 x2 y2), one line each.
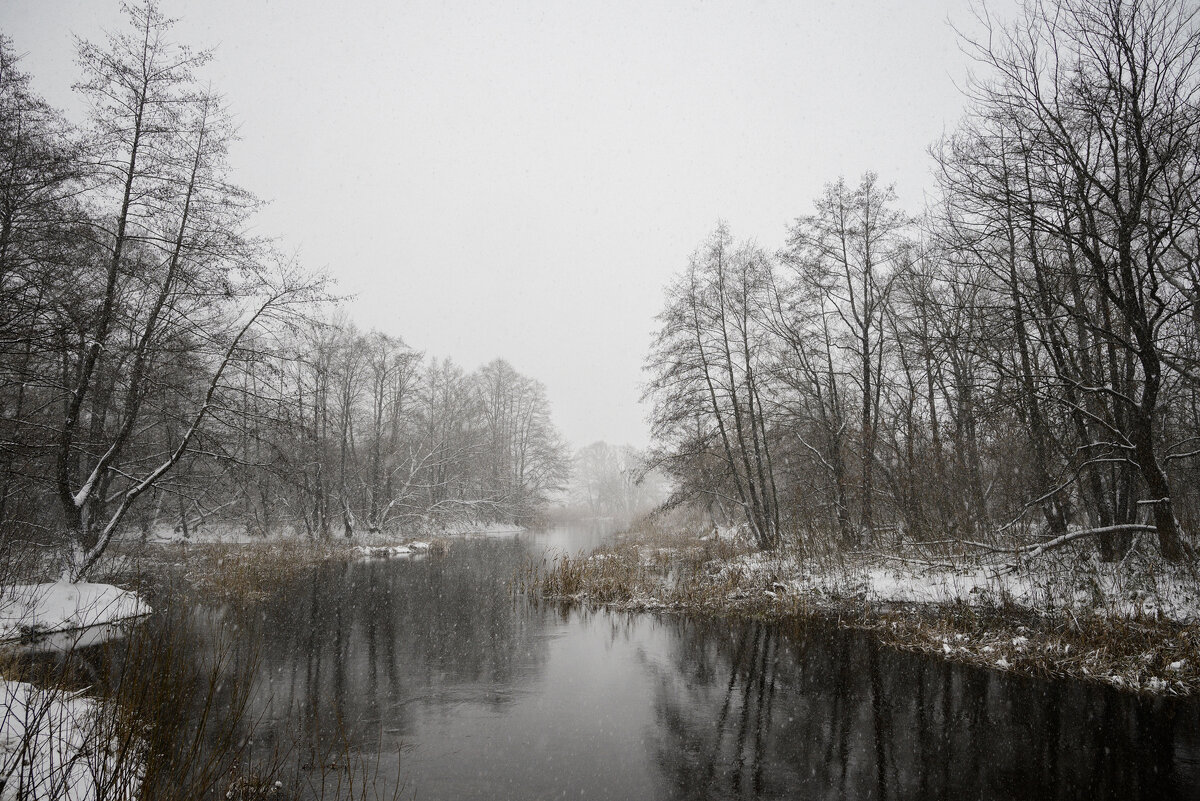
0 522 511 799
523 523 1200 696
107 522 520 604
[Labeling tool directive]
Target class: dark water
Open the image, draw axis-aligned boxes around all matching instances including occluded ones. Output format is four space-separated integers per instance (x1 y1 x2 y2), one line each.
32 525 1200 799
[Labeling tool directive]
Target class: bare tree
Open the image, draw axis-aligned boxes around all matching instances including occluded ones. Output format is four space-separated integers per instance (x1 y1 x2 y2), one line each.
955 0 1200 559
782 174 907 544
647 224 780 548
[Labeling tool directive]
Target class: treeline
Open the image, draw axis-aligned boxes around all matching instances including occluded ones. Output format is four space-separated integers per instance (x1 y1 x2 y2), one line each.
564 441 669 524
0 4 567 577
201 328 570 539
646 0 1200 560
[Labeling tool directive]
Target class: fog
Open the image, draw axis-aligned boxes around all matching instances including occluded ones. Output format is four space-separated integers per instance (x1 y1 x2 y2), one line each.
4 0 993 448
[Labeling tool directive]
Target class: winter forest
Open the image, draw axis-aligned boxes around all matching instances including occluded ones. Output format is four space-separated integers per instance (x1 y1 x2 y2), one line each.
646 2 1200 562
0 4 581 580
3 0 1200 799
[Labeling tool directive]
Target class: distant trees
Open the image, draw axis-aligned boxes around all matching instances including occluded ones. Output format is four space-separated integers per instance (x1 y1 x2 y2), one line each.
646 0 1200 560
206 326 570 538
283 344 569 533
570 441 665 523
477 359 571 522
0 2 571 575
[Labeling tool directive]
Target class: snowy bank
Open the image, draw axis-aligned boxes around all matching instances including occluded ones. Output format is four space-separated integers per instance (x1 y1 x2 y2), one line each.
712 550 1200 625
0 681 142 801
530 531 1200 695
0 582 151 643
134 518 525 545
351 541 432 560
435 521 524 537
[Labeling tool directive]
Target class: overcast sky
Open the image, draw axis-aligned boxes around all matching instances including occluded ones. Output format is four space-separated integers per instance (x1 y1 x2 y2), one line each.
4 0 1007 450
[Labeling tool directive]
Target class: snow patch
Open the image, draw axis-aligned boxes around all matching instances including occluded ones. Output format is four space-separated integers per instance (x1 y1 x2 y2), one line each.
0 582 151 643
352 544 414 560
714 549 1200 626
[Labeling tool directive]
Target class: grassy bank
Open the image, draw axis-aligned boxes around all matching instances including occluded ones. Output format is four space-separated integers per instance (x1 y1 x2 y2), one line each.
95 531 458 607
520 520 1200 696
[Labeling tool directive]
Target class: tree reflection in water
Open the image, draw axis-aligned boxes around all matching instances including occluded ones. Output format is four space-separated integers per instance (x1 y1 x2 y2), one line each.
647 618 1198 800
230 538 550 769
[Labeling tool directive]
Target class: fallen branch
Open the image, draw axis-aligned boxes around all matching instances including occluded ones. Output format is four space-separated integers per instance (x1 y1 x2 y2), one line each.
1020 525 1159 559
956 525 1161 560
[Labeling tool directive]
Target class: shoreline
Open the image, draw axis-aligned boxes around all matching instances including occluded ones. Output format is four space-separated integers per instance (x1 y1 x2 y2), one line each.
100 521 527 604
48 522 1200 697
524 528 1200 697
537 590 1200 696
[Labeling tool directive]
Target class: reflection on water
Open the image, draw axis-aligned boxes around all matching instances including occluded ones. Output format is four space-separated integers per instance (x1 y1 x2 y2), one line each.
241 539 553 763
223 526 1200 800
24 525 1200 799
649 618 1200 799
8 618 138 655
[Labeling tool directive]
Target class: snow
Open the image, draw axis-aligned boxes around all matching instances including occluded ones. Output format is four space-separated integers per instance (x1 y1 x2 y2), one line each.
710 550 1200 625
352 544 415 559
138 521 281 544
0 681 142 800
348 526 519 560
0 582 151 643
351 540 441 560
136 519 524 560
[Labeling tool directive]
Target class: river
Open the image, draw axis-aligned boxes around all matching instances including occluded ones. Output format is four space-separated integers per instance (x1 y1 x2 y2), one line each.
29 523 1200 799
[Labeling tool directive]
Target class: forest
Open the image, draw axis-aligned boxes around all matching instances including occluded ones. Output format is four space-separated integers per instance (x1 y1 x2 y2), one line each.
646 0 1200 562
0 5 570 581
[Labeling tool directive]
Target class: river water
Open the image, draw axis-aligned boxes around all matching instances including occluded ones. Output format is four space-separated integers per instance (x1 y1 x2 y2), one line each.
32 524 1200 799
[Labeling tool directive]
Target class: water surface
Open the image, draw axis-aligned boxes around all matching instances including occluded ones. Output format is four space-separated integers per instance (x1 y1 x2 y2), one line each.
218 525 1200 799
28 524 1200 799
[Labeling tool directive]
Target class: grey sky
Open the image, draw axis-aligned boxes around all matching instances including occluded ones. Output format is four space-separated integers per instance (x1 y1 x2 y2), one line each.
4 0 1003 450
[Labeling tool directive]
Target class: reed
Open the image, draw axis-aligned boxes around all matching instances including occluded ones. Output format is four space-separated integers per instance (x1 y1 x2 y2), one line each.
523 518 1200 695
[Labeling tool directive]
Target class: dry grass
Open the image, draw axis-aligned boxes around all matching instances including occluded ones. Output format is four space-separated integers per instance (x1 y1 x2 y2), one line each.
519 520 792 614
113 533 457 607
524 519 1200 695
127 539 356 605
866 603 1200 695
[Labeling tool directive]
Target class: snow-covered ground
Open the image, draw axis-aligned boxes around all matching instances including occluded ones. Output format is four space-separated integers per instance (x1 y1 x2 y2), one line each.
0 681 142 801
710 549 1200 624
349 524 524 560
440 521 525 537
0 578 152 799
352 541 432 559
0 581 151 643
543 530 1200 694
